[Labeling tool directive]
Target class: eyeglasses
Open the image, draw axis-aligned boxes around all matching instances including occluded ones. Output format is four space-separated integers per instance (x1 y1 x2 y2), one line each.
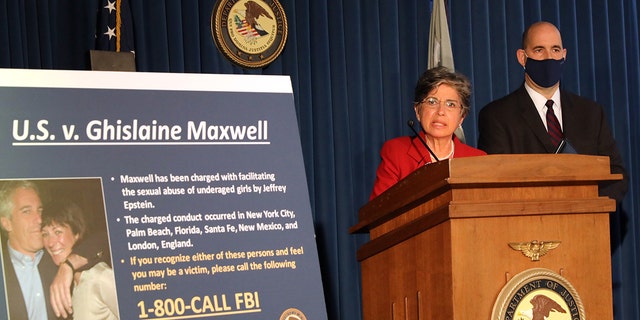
416 97 462 112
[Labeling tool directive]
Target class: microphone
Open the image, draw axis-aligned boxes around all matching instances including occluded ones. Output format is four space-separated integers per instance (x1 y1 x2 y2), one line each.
407 120 439 162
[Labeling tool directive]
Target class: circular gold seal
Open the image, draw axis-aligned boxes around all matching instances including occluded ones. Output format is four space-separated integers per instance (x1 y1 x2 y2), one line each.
279 307 307 320
211 0 288 68
491 268 585 320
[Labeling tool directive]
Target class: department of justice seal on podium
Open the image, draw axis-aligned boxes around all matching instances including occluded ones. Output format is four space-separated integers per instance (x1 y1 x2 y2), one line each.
211 0 288 68
491 268 585 320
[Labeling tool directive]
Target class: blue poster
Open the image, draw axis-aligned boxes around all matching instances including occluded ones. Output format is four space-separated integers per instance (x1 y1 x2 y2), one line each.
0 69 327 320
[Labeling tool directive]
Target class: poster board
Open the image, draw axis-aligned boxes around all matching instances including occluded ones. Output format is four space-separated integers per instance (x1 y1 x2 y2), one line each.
0 69 327 320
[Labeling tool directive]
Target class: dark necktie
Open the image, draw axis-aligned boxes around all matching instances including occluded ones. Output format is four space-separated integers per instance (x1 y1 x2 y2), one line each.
545 100 563 147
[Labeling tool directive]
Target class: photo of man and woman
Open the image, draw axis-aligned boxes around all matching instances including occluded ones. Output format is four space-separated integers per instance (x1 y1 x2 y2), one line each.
0 178 117 320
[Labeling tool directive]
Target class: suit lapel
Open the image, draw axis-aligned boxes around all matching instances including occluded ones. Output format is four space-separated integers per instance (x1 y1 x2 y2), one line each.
559 89 576 145
515 86 558 153
2 241 29 319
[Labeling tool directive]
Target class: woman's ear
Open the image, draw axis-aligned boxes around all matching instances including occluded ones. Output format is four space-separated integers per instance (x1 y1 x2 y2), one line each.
458 115 466 127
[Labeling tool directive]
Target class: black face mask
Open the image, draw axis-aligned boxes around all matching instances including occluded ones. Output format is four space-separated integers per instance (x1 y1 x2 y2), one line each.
525 56 565 88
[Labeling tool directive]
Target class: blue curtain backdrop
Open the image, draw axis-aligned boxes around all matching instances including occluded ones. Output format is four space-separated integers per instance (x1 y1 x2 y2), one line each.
1 0 638 319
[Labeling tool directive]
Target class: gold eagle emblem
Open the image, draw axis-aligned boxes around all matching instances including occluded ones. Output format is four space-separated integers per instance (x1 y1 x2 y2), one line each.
508 240 561 261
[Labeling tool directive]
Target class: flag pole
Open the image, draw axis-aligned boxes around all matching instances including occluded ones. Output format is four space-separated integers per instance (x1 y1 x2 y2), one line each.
428 0 466 143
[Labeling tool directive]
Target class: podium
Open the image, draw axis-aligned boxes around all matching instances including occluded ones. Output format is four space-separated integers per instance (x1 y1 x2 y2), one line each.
350 154 621 320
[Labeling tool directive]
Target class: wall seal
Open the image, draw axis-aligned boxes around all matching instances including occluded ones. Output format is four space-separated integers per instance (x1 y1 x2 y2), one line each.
211 0 288 68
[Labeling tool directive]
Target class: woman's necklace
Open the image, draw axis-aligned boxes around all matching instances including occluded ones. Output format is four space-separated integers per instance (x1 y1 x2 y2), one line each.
442 140 455 159
430 140 455 162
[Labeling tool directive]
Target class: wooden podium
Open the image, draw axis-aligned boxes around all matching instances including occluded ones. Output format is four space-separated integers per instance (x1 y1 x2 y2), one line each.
350 154 621 320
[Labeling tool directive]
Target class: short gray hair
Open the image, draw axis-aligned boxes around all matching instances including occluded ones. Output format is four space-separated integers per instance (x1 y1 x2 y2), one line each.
0 180 40 222
413 66 472 117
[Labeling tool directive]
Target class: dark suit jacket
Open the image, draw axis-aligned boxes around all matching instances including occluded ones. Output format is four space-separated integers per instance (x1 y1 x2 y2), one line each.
2 240 59 320
370 134 487 199
477 84 628 201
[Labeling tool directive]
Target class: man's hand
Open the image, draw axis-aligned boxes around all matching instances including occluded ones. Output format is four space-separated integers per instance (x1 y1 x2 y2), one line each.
49 253 87 318
49 258 74 318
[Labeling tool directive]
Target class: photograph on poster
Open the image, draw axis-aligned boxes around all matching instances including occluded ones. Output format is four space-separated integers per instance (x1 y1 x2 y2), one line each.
0 178 115 319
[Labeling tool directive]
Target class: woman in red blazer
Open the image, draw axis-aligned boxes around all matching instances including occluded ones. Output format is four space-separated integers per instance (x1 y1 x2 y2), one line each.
370 67 486 199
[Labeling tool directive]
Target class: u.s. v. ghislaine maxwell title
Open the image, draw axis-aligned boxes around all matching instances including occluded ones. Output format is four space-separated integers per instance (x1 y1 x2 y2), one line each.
11 119 270 145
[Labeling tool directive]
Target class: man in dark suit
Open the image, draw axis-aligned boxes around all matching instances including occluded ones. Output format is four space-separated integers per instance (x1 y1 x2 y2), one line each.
0 180 58 319
477 21 628 202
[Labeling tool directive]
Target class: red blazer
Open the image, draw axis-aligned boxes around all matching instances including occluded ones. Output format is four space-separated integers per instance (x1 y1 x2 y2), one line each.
370 134 486 199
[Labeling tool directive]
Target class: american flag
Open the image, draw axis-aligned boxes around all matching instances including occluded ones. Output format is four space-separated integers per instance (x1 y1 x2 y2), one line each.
96 0 134 53
233 15 260 38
